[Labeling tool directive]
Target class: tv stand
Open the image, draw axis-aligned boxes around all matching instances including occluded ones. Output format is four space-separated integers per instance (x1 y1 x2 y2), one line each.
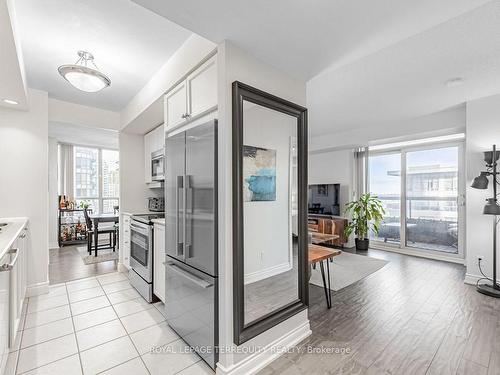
308 214 348 248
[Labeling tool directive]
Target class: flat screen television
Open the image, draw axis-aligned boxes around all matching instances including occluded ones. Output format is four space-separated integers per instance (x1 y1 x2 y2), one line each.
308 184 340 216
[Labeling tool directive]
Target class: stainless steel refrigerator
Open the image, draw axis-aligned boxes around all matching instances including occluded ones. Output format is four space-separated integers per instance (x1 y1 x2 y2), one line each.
164 120 218 369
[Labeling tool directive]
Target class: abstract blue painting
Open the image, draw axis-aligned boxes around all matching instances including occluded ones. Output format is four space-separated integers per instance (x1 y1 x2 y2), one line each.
243 145 276 202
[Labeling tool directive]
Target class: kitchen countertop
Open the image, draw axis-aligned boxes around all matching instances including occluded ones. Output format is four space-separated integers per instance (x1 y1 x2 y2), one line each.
0 217 28 260
152 218 165 226
121 211 153 216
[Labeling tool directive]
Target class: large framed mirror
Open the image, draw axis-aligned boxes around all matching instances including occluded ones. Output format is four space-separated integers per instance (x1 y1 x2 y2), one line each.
232 81 308 345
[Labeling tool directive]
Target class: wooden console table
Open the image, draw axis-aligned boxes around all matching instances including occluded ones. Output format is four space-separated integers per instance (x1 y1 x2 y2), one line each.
310 232 340 245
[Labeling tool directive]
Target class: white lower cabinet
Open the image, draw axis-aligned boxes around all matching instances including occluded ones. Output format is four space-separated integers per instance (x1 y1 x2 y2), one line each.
10 227 27 346
0 252 8 375
121 214 131 269
0 222 28 375
153 223 165 302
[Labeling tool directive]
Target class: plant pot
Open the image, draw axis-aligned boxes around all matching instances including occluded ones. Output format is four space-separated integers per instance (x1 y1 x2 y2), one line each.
355 238 369 251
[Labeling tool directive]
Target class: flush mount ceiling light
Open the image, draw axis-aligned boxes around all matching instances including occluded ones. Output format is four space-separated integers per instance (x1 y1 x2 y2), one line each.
444 77 464 88
58 51 111 92
2 98 18 105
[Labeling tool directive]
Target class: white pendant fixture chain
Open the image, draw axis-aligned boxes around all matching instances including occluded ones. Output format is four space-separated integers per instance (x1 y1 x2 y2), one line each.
58 51 111 92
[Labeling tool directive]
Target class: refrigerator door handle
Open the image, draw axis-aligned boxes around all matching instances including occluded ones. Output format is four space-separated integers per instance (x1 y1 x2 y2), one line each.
176 175 184 257
185 174 192 260
166 261 213 288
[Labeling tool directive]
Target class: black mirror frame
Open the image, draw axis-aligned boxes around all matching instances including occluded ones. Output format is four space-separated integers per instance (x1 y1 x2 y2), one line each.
232 81 309 345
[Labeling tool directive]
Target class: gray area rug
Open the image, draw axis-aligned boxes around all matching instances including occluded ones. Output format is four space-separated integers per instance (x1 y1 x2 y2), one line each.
77 246 118 265
310 251 388 291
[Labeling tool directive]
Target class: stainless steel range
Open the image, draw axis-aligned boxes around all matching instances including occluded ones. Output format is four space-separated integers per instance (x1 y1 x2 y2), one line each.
129 213 164 302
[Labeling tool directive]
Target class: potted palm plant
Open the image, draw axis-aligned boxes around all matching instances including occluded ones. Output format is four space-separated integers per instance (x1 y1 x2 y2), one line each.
344 193 385 250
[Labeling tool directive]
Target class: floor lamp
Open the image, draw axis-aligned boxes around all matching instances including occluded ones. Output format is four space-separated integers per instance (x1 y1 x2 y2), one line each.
471 144 500 298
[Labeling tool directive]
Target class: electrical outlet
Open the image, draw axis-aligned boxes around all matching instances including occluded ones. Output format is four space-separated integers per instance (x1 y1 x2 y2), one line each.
477 255 483 261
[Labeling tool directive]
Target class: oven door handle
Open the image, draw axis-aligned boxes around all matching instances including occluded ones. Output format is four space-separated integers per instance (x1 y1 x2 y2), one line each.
130 222 149 236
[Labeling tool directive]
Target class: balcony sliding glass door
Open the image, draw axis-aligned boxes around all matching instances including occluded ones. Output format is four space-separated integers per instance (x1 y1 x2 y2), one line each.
368 152 401 245
368 143 463 257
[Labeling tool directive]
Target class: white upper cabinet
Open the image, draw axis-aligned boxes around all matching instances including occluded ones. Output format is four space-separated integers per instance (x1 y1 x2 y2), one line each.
144 124 165 184
164 54 217 130
144 131 153 184
187 55 217 120
155 124 165 152
165 81 188 130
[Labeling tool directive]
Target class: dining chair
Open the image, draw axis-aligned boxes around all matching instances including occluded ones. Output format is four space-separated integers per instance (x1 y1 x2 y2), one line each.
83 209 116 256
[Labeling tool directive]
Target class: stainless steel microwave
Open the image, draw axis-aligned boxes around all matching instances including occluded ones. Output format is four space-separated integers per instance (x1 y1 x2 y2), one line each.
151 149 164 181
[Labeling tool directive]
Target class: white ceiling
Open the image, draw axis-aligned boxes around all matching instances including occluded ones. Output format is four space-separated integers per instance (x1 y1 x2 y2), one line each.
132 0 499 138
132 0 490 80
13 0 192 111
307 1 500 136
0 0 27 110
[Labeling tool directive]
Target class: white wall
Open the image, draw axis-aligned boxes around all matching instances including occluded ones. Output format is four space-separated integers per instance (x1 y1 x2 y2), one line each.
0 89 49 292
309 149 354 212
309 148 355 247
48 98 121 131
465 93 500 284
49 122 119 150
121 34 216 133
243 105 294 281
48 137 58 249
118 132 150 213
118 131 150 265
309 104 466 152
216 41 310 375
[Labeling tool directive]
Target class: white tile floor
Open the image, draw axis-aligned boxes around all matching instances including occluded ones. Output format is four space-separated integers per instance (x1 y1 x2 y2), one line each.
7 272 213 375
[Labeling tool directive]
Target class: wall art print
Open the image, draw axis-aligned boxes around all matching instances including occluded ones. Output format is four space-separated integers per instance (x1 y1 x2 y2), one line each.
243 145 276 202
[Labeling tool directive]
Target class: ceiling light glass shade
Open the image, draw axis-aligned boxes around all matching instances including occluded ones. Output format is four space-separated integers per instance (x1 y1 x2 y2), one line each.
58 51 110 93
484 151 500 165
471 172 489 189
58 65 110 92
483 198 500 215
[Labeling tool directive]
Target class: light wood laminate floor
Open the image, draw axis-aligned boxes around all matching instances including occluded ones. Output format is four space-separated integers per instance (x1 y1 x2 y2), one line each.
49 245 117 284
259 248 500 375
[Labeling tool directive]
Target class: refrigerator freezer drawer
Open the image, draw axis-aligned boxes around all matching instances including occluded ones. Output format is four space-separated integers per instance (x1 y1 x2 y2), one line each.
164 257 217 369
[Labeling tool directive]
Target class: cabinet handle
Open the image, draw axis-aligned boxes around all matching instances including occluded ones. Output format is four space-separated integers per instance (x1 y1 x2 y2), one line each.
0 248 19 272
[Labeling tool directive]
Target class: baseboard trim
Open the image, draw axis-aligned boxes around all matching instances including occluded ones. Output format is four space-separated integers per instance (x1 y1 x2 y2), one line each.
117 262 130 274
370 244 465 265
464 272 500 286
49 242 59 249
216 320 311 375
244 262 292 285
26 281 50 297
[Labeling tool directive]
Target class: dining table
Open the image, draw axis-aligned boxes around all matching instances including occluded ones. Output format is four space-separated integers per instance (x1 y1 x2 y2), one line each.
308 244 341 308
88 213 119 256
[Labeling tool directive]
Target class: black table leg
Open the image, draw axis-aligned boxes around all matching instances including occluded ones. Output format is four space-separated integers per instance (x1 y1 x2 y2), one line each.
326 258 332 308
319 260 332 309
94 218 98 257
